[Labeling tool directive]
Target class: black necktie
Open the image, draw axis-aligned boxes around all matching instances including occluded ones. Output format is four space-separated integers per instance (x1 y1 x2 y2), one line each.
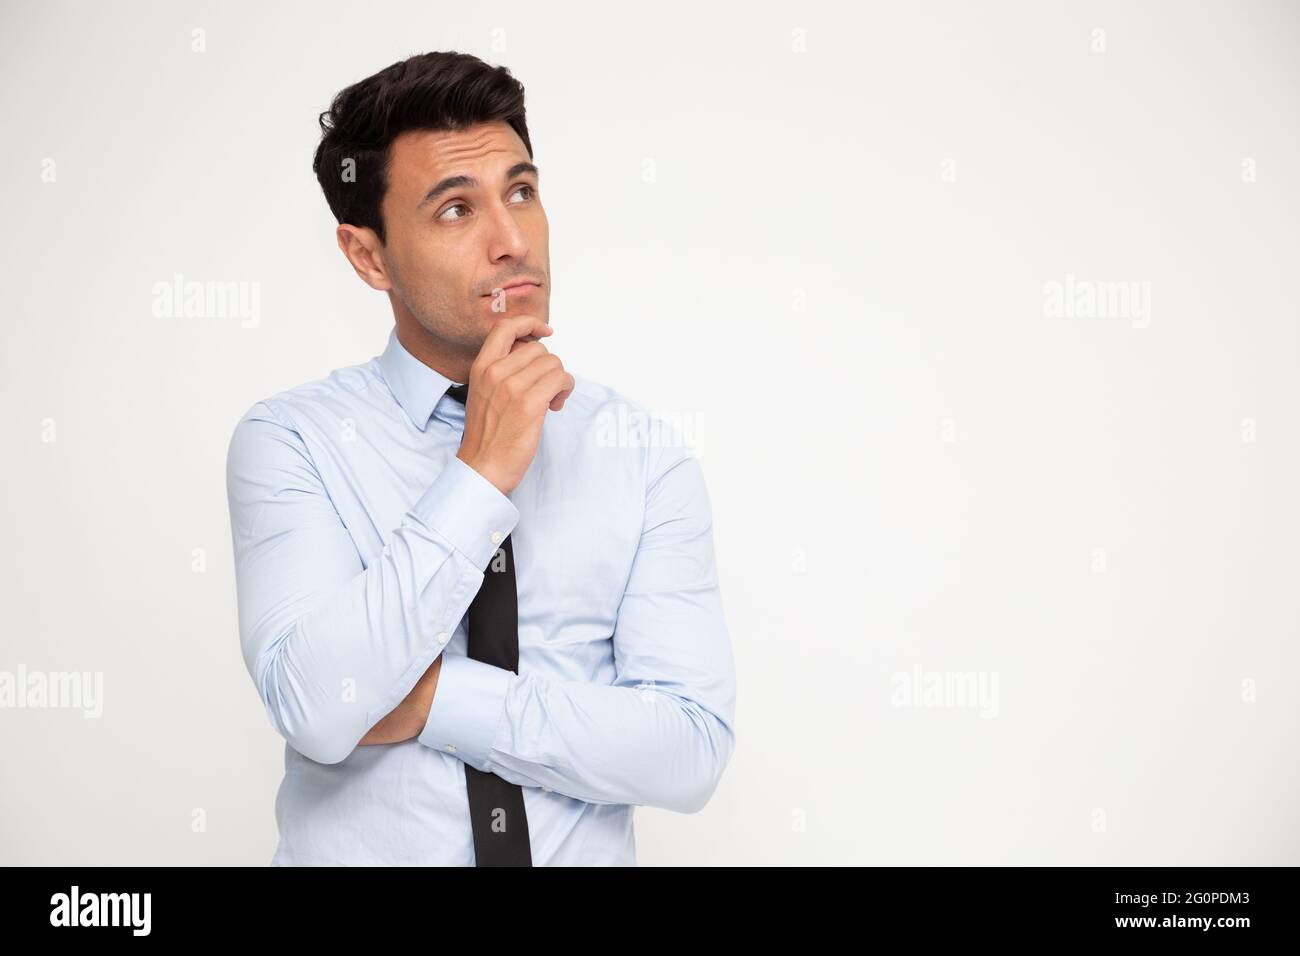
443 381 533 866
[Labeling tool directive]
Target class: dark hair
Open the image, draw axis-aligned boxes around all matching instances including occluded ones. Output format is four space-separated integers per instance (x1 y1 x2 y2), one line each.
312 51 532 244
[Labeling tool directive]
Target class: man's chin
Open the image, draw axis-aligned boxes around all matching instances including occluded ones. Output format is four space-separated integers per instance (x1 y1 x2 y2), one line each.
482 303 548 325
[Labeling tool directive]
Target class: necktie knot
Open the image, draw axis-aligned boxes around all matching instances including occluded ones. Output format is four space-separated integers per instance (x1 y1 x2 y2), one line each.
446 382 469 405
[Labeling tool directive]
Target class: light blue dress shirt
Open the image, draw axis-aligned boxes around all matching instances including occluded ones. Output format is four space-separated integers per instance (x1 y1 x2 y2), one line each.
224 326 737 865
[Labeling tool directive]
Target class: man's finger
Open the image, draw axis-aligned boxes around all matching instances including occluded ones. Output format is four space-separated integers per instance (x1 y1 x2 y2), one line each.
492 340 552 380
509 333 545 354
549 373 577 411
478 315 552 367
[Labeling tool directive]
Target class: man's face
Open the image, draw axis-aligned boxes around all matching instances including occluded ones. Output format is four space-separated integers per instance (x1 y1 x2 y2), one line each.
372 120 549 354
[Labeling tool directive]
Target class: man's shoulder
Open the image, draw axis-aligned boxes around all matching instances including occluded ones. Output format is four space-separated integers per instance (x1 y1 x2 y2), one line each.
558 372 659 434
563 371 638 416
232 356 384 433
561 373 703 476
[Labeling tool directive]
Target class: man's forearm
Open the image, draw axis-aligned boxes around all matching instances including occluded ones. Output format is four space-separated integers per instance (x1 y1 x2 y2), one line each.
358 655 442 745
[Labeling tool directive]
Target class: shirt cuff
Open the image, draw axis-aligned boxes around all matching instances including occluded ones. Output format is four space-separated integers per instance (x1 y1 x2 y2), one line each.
418 653 516 771
410 455 519 570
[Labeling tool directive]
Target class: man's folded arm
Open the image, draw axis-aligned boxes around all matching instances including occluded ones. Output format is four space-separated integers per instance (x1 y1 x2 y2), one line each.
418 445 738 814
225 401 517 765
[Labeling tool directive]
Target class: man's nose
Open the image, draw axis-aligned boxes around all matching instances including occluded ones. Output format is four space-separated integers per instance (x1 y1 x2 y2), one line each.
486 200 529 262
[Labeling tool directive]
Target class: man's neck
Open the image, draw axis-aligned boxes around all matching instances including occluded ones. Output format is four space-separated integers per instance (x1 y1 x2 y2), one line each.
393 316 473 384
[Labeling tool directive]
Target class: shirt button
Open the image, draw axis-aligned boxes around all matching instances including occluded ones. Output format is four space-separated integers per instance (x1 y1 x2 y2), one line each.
542 786 551 793
490 530 503 544
445 744 457 753
436 631 449 644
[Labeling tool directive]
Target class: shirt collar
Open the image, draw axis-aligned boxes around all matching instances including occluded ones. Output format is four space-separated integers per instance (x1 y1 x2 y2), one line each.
376 325 462 432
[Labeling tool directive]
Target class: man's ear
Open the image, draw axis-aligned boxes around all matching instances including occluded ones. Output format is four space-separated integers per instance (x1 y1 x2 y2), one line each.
336 224 393 291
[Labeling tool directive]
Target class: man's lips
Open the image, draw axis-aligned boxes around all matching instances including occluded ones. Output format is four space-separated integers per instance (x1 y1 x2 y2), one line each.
484 280 543 297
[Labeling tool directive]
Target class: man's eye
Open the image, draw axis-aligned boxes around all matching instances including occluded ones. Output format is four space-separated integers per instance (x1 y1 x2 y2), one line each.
509 184 535 203
437 203 469 222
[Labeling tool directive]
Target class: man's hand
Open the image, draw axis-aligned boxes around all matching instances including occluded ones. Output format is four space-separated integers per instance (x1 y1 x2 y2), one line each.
456 314 575 496
358 654 442 745
358 317 570 746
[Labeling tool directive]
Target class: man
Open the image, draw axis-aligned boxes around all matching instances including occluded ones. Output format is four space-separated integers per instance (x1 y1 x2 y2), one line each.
224 51 737 865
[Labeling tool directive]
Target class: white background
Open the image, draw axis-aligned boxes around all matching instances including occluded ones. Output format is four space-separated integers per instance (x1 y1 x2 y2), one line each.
1 0 1297 864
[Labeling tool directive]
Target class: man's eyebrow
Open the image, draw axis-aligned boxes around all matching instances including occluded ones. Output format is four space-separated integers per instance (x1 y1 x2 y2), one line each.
417 162 540 209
